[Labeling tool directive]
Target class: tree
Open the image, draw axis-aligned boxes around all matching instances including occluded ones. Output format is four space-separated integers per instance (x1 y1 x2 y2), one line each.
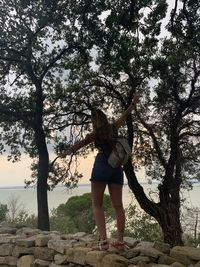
122 1 199 246
0 0 90 230
52 0 199 246
135 0 200 245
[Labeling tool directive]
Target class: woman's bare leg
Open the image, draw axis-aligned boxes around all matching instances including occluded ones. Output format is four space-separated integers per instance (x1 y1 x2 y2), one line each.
91 182 107 240
108 183 125 242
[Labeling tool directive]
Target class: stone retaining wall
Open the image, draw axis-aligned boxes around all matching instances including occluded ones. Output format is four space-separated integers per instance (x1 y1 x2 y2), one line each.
0 227 200 267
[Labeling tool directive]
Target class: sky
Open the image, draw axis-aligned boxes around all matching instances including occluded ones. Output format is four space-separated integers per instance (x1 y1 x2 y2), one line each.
0 149 146 187
1 154 32 186
0 1 176 186
0 152 95 186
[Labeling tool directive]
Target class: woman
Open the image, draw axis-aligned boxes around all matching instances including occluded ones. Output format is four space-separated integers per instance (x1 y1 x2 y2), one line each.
62 94 139 250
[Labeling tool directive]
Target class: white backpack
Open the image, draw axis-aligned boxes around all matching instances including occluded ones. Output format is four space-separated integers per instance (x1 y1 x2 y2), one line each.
108 138 131 168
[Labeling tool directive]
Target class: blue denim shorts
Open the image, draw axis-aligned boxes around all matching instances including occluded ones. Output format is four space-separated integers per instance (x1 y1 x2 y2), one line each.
90 153 124 185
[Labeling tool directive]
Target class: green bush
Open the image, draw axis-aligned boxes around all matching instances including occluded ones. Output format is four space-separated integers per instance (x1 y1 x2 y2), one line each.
111 203 163 242
13 211 37 228
50 193 115 234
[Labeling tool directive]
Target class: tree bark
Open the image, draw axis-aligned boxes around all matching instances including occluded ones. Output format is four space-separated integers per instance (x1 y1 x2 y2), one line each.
35 127 50 230
34 81 50 231
158 202 183 246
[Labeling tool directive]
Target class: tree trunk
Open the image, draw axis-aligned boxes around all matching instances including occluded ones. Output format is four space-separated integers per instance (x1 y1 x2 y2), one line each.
30 79 50 231
124 160 183 247
35 128 50 231
158 202 183 246
194 212 198 243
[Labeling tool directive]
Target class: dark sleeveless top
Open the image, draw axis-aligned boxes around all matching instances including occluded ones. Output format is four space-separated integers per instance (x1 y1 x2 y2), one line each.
94 124 118 158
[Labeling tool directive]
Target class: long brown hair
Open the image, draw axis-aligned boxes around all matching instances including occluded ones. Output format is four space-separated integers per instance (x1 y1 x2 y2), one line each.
91 109 114 141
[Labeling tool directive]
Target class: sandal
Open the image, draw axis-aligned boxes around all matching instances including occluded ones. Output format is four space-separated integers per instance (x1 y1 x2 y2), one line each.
110 241 130 250
91 239 109 251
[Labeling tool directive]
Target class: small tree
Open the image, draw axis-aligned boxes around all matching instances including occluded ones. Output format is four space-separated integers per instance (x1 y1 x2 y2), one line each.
182 206 200 247
7 194 26 223
112 204 163 242
0 203 9 222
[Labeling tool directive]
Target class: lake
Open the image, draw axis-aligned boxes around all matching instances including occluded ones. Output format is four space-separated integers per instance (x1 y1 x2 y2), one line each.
0 183 199 215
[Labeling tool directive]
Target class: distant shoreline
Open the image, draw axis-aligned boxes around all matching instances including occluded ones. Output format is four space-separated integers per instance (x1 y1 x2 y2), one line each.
0 184 91 190
0 182 199 190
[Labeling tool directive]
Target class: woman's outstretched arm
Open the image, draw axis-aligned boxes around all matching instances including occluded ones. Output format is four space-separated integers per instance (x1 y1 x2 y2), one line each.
61 132 96 156
114 93 139 129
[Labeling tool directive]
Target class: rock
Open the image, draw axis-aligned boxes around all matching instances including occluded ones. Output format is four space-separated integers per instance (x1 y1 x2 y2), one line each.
0 227 17 235
17 255 34 267
79 235 96 243
34 259 51 266
62 232 86 240
0 256 17 265
120 248 140 259
130 256 151 265
54 254 68 265
12 246 35 257
49 263 69 267
73 241 87 248
151 265 171 267
171 246 200 261
123 237 139 248
137 261 149 267
16 228 41 237
86 250 108 267
48 239 76 254
35 234 52 247
0 244 14 256
0 234 20 244
153 241 170 254
158 254 177 265
171 262 186 267
137 247 163 259
16 238 35 247
101 253 130 267
136 241 154 249
66 247 91 265
48 234 61 241
169 251 192 266
34 247 55 261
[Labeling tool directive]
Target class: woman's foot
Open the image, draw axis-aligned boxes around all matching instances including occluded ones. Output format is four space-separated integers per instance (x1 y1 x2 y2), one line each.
91 239 109 251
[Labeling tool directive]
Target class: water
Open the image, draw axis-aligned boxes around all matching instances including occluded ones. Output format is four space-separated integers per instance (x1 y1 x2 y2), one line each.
0 183 199 215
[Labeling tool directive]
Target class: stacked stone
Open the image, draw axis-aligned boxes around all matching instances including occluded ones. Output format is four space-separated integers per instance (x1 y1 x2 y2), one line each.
0 226 200 267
